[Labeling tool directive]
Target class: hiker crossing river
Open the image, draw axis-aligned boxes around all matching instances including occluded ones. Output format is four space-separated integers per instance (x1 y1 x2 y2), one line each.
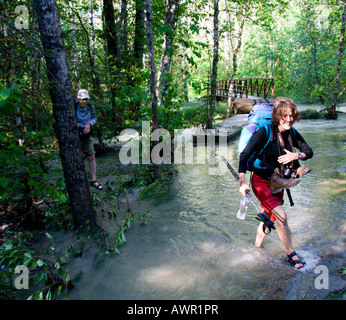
69 104 346 300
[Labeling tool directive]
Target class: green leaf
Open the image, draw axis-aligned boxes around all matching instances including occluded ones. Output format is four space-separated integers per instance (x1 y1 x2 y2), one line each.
45 232 53 240
56 285 62 296
43 173 50 179
59 194 67 203
0 88 11 100
24 252 32 259
0 178 8 188
3 242 13 251
36 259 45 267
45 289 52 300
122 119 135 127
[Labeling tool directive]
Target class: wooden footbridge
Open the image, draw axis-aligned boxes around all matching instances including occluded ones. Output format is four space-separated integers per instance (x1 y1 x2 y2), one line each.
192 78 275 143
216 78 274 100
215 77 275 113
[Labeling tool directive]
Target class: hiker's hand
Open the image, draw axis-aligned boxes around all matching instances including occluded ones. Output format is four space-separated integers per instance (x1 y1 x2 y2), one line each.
239 172 250 197
239 183 250 198
278 149 298 165
83 123 91 134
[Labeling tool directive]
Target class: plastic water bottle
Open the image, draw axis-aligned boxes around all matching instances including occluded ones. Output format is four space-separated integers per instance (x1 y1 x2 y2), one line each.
236 197 249 220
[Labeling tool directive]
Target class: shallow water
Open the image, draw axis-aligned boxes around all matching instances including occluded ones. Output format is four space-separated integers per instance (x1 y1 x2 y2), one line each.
69 107 346 300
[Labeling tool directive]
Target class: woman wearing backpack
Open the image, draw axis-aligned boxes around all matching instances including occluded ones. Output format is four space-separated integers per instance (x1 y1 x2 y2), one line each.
238 97 313 269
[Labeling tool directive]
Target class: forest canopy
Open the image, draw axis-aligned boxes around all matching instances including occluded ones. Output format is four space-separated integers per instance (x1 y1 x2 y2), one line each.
1 0 345 135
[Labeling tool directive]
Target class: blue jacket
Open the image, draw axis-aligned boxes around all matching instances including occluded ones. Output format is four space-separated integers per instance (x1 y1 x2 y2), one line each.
76 102 97 127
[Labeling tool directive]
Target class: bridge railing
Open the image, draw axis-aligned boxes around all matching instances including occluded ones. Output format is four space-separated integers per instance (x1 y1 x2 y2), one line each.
216 78 274 100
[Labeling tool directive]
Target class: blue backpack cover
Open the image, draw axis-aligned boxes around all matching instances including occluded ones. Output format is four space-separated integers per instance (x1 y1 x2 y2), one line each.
238 103 274 170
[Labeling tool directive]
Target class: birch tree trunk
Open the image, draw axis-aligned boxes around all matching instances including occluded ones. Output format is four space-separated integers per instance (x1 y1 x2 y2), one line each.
145 0 161 180
331 3 346 119
119 0 128 62
34 0 97 231
207 0 219 129
71 20 81 89
226 5 246 119
180 43 189 103
157 0 179 105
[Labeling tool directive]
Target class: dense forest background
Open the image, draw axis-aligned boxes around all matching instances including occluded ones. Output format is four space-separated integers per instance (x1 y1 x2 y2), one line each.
2 0 345 135
0 0 345 299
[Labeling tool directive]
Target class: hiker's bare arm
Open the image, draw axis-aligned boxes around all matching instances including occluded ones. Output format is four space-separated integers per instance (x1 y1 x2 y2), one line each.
239 172 250 198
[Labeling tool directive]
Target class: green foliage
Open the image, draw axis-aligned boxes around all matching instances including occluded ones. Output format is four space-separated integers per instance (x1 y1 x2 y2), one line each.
299 107 325 119
339 267 346 275
139 166 174 201
181 104 209 128
0 232 73 300
236 0 345 105
113 213 134 252
326 287 346 300
0 83 73 299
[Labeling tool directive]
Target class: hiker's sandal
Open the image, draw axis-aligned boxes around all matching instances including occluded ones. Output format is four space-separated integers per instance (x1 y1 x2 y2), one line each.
91 180 103 190
287 251 305 269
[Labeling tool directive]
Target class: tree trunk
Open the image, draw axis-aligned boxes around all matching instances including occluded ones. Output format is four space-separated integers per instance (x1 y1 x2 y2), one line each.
180 43 189 103
226 5 246 119
34 0 97 231
331 4 346 119
119 0 128 62
89 0 101 98
103 0 118 65
70 20 81 90
157 0 179 106
145 0 161 180
103 0 120 110
207 0 219 129
133 0 146 68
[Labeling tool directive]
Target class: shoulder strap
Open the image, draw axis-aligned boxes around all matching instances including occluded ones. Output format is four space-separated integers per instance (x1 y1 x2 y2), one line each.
258 124 272 155
290 126 296 138
86 103 95 114
287 127 296 152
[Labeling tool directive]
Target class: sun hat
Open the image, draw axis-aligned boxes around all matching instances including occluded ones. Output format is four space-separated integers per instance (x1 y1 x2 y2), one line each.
77 89 90 100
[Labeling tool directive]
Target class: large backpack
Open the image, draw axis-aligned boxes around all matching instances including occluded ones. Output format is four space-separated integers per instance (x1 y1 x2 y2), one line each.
238 103 274 171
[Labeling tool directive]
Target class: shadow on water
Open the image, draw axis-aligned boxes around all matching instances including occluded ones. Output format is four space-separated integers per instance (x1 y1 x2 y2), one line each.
69 109 346 300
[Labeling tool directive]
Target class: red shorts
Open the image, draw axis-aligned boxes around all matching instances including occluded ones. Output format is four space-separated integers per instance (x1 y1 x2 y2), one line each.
251 173 284 222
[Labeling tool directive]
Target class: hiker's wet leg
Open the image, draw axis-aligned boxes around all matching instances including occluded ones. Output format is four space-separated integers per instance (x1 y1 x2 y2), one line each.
272 205 303 268
255 222 266 248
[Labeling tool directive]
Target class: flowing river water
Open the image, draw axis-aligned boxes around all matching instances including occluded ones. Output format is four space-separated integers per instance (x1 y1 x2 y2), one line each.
69 106 345 300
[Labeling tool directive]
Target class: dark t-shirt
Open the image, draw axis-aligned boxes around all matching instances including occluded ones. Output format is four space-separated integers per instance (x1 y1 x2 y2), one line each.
239 125 313 180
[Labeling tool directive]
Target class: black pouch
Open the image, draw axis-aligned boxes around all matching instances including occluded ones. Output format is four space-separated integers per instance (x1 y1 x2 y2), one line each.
78 126 92 140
